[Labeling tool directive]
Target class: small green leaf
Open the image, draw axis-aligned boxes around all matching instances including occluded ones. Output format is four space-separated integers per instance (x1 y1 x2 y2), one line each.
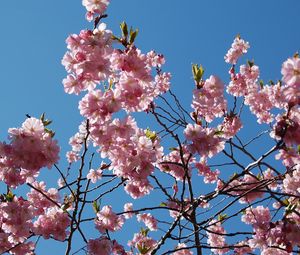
247 60 254 68
192 64 204 83
120 21 128 39
159 202 167 207
214 130 224 136
93 200 100 213
5 190 14 202
40 112 45 122
217 213 227 222
137 244 151 254
129 28 139 45
140 228 150 236
282 199 289 206
259 80 264 88
145 128 157 142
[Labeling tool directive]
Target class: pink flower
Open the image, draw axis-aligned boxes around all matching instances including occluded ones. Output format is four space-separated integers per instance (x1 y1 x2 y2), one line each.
87 237 112 255
275 148 300 167
225 36 250 64
79 89 121 124
95 206 125 233
281 56 300 87
0 197 34 243
0 118 60 187
159 146 194 181
241 206 271 227
82 0 110 21
137 213 158 231
34 208 70 241
87 168 103 183
207 220 228 254
128 233 156 254
219 115 242 139
123 203 134 219
184 124 225 158
173 243 193 255
27 181 59 215
191 75 227 123
195 161 220 184
21 118 44 136
282 165 300 195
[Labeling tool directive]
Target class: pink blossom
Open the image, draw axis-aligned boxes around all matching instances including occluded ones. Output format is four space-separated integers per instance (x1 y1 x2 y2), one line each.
123 203 134 219
82 0 110 21
0 197 34 243
275 148 300 167
79 89 121 124
219 115 242 139
124 180 153 199
225 36 250 64
173 243 193 255
87 237 112 255
87 168 103 183
159 146 194 181
95 205 125 233
207 220 228 254
195 161 220 184
272 109 300 146
281 56 300 87
66 151 80 163
241 206 271 227
184 124 225 158
34 207 70 241
282 165 300 195
0 118 60 187
27 181 60 215
191 75 227 123
233 241 253 255
137 213 158 231
146 51 165 68
128 233 156 254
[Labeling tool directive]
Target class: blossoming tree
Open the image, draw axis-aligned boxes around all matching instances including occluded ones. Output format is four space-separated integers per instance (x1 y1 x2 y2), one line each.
1 1 300 255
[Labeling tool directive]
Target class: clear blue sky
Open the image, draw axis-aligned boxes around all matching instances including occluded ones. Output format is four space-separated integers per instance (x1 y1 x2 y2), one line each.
0 1 300 254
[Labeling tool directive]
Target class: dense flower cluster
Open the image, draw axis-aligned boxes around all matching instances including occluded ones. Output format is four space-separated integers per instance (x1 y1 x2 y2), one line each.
95 205 125 233
1 0 300 254
206 220 228 255
0 118 60 187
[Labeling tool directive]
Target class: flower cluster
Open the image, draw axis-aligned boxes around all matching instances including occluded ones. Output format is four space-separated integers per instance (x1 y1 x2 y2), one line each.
206 220 228 255
0 118 59 187
191 75 227 123
95 205 125 233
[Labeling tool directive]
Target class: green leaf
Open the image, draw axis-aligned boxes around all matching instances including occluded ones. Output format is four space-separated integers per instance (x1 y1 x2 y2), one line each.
214 130 224 136
5 190 14 202
129 28 139 44
159 202 167 207
145 128 157 142
137 244 151 254
247 60 254 68
282 199 289 206
259 80 264 88
217 213 227 222
140 227 150 236
120 21 128 39
40 112 45 122
93 200 100 213
192 64 204 83
229 172 238 180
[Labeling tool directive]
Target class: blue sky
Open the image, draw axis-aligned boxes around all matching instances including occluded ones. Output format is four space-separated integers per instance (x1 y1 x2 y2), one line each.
0 0 300 254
